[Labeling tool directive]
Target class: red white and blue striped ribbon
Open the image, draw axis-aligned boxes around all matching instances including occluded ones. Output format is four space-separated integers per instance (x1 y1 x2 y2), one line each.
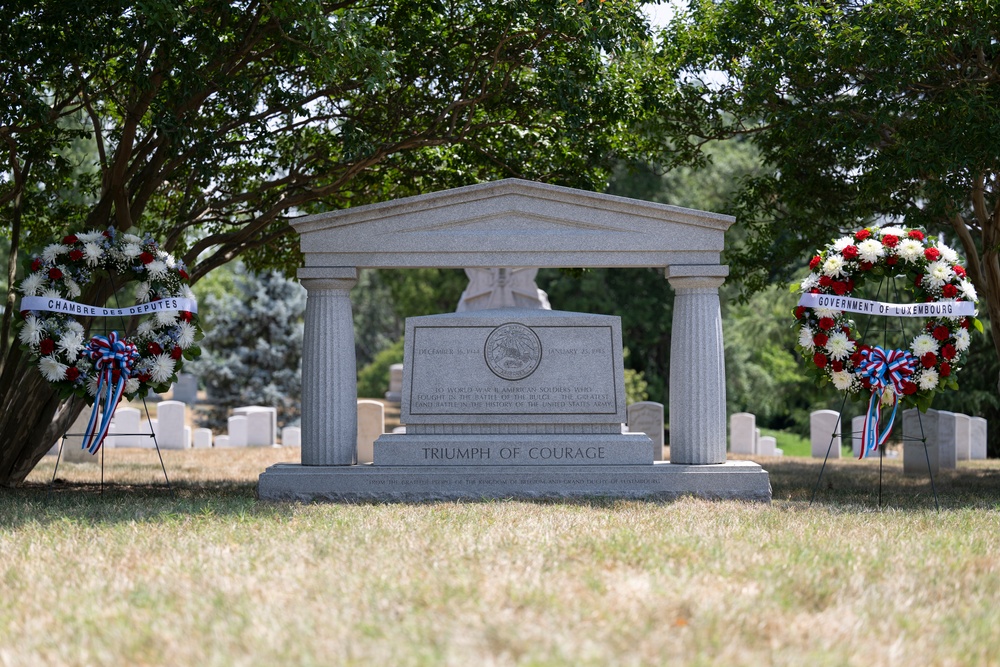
856 346 916 459
81 332 139 454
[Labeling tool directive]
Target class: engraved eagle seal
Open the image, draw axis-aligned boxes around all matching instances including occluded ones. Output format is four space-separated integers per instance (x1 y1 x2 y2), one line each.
484 323 542 380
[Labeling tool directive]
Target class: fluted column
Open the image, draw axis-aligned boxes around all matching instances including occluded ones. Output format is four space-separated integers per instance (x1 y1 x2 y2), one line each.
298 267 358 466
666 266 729 465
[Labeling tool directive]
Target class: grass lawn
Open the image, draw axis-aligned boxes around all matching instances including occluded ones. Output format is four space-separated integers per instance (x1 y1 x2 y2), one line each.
2 448 999 666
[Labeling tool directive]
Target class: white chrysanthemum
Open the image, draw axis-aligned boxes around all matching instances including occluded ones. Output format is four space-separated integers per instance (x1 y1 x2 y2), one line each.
955 328 971 352
83 242 103 267
911 333 939 356
936 243 959 263
176 321 196 348
825 331 855 360
57 331 85 359
65 320 84 336
124 377 140 395
19 272 45 296
136 320 156 337
65 279 81 299
18 315 43 346
897 239 925 263
832 236 855 252
960 279 978 302
831 370 855 391
87 373 100 396
857 239 885 263
181 285 196 301
146 260 168 280
877 226 908 238
77 231 105 244
40 287 61 300
798 326 815 351
123 243 142 259
149 353 175 384
800 273 819 291
925 261 954 288
41 244 68 264
163 253 177 269
823 255 846 277
39 356 68 382
155 310 177 326
123 233 142 244
135 282 152 303
814 307 841 319
918 369 940 391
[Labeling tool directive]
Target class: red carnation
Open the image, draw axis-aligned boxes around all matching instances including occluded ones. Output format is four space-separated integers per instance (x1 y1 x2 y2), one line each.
832 281 849 295
850 352 863 366
842 245 859 260
846 279 856 292
179 311 193 322
62 234 78 244
819 275 833 287
924 247 941 261
813 333 829 347
841 325 852 335
139 252 155 264
809 255 822 270
859 261 873 271
882 234 899 248
921 352 938 369
65 367 80 381
925 321 935 331
138 372 152 383
855 229 871 241
832 360 844 372
902 381 918 395
961 318 970 329
940 362 952 377
942 284 958 298
886 256 898 266
39 338 55 355
908 230 925 241
68 249 84 262
932 325 950 341
941 344 956 360
915 274 923 287
31 258 42 272
810 288 820 294
147 342 162 356
48 267 63 280
813 352 828 369
178 269 190 281
170 346 183 360
818 317 835 330
102 230 111 238
954 265 966 278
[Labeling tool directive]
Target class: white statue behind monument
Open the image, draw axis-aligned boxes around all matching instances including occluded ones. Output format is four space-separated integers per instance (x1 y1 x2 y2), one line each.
456 268 551 311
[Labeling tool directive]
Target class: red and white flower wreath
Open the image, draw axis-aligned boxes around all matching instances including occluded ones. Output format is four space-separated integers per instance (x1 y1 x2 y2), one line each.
794 226 979 410
16 228 201 402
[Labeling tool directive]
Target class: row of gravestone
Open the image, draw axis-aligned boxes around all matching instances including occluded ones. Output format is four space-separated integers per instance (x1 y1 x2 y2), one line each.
728 413 784 457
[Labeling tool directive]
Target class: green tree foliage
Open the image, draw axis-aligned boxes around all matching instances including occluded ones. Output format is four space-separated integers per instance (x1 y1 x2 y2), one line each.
0 0 663 484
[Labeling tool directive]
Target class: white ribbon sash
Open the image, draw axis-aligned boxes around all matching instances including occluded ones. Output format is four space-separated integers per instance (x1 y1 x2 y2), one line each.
797 292 975 318
20 296 198 317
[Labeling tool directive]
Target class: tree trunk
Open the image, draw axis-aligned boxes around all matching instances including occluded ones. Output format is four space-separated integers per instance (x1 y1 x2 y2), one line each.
0 348 87 486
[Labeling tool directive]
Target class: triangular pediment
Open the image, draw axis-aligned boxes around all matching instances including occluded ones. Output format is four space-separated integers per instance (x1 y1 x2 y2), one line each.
293 179 734 269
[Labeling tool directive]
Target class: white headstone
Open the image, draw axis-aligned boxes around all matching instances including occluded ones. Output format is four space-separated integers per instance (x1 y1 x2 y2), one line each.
851 415 865 458
59 409 101 462
385 364 404 404
193 428 213 448
810 410 842 459
936 411 959 469
171 373 199 405
970 417 987 460
156 400 190 449
281 426 301 448
627 401 665 461
227 415 248 448
757 435 778 457
356 400 385 464
214 435 231 448
111 407 142 448
232 406 277 446
903 408 939 475
144 418 159 449
954 413 971 461
729 412 757 455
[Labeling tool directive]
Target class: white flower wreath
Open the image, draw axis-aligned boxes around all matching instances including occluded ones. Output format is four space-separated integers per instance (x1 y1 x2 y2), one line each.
17 229 200 401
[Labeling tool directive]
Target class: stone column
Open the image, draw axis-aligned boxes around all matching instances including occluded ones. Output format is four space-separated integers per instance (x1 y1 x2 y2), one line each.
665 266 729 465
298 267 359 466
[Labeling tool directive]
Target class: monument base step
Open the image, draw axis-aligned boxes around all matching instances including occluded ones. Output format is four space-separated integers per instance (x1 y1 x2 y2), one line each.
257 460 771 502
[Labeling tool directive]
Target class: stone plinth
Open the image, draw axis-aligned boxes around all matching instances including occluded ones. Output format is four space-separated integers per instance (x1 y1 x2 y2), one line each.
258 460 771 502
374 434 652 466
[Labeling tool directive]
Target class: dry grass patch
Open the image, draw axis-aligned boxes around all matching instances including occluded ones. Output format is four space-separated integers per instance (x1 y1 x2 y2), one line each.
2 450 999 666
